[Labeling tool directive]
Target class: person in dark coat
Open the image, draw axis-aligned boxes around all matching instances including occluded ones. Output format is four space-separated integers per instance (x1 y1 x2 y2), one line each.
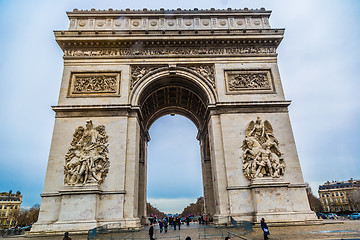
63 232 71 240
164 219 168 233
260 218 270 240
177 217 181 230
159 220 164 233
149 224 154 240
173 217 177 230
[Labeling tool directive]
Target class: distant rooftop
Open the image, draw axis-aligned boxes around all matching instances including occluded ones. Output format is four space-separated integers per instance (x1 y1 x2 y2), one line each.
319 179 360 190
0 191 22 201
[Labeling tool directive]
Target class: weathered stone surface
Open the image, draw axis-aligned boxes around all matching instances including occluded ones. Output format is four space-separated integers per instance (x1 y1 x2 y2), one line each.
31 8 317 235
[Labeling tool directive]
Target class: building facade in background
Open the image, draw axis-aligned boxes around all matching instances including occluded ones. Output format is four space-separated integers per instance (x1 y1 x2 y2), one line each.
0 191 22 229
319 179 360 213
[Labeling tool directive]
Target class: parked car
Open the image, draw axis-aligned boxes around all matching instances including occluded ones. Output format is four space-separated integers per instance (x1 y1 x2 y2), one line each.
326 213 338 219
348 212 360 220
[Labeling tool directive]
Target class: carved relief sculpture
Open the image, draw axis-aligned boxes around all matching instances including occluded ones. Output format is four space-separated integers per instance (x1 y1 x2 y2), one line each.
69 73 121 96
183 64 215 88
228 72 270 90
225 70 275 94
241 117 285 180
64 46 276 58
130 65 163 89
73 75 118 93
64 120 110 185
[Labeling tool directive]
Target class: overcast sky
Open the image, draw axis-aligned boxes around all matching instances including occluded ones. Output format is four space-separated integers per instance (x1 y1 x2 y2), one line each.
0 0 359 214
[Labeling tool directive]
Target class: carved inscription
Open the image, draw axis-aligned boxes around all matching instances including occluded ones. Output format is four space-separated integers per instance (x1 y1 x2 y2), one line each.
64 46 276 58
225 70 274 94
64 120 110 186
241 117 285 180
69 73 120 96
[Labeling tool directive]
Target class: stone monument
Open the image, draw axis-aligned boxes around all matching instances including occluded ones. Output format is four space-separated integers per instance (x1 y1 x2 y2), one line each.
30 8 317 235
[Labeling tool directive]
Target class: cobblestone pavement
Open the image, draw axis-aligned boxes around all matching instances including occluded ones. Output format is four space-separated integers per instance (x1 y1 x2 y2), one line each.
1 220 360 240
233 220 360 240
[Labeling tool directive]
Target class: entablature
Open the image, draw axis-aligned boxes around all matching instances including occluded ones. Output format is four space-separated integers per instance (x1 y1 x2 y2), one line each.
55 30 283 59
56 8 284 59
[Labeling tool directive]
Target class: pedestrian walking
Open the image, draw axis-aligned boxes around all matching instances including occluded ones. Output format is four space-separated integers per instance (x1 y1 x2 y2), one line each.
173 217 177 230
225 236 231 240
164 219 168 233
260 218 270 240
177 217 181 230
159 220 163 233
63 232 71 240
149 224 154 240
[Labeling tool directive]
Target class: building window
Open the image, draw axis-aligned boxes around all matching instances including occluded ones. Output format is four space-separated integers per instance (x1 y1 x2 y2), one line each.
340 192 343 196
15 206 17 209
4 206 7 209
336 192 339 196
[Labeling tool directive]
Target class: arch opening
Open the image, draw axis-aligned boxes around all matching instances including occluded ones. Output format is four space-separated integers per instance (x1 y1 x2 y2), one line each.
138 75 210 131
146 115 203 214
135 73 217 220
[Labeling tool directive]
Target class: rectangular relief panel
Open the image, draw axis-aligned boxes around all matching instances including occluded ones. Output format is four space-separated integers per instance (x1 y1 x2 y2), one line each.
224 69 275 94
68 72 121 97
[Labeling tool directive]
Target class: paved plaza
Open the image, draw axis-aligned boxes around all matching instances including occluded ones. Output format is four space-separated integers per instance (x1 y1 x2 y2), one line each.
2 220 360 240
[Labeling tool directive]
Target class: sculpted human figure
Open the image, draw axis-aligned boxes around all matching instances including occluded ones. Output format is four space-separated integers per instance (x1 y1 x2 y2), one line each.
134 68 146 82
254 144 273 178
248 117 266 143
241 117 285 180
198 66 212 81
64 121 110 186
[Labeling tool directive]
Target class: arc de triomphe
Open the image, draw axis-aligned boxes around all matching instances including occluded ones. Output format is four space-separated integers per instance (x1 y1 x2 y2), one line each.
31 8 317 234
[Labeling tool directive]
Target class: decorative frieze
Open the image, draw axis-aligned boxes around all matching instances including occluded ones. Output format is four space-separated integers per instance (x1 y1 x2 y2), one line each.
64 46 276 58
241 117 285 180
225 70 275 94
68 72 120 97
64 120 110 186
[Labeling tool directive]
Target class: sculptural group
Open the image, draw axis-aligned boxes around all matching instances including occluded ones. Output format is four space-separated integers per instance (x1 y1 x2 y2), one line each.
64 120 110 186
241 117 285 180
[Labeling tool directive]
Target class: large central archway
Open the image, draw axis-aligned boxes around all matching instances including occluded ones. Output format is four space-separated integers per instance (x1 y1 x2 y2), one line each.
131 67 217 222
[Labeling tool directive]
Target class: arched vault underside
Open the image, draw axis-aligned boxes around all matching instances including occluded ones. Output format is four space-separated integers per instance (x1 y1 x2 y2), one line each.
139 76 208 131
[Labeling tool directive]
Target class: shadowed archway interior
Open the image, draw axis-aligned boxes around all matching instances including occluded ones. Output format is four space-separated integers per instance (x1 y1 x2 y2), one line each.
136 75 216 219
139 76 209 131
